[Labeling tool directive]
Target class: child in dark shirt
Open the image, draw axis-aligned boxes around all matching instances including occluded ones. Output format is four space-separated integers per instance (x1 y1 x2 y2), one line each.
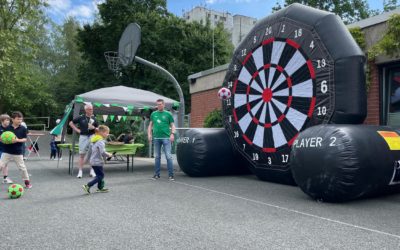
0 114 12 184
0 111 32 188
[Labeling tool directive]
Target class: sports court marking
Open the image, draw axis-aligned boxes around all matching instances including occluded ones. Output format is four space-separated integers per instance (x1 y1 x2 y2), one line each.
174 181 400 240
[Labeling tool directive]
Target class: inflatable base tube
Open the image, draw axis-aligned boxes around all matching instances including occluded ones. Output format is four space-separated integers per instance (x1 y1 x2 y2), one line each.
291 125 400 202
252 168 296 186
176 128 250 177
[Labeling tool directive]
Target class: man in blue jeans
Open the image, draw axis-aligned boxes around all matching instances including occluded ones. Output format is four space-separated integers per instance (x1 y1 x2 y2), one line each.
147 99 176 181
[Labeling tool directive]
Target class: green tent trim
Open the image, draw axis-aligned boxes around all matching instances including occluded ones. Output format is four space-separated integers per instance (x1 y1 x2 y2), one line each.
50 102 73 136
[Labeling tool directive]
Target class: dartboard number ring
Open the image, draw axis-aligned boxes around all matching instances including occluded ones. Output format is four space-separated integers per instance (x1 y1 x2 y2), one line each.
223 19 334 169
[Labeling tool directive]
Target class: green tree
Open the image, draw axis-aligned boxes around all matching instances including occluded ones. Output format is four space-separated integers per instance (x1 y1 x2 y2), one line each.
272 1 283 12
0 0 58 116
52 18 84 107
370 14 400 58
384 0 399 12
273 0 379 24
203 109 223 128
77 0 233 113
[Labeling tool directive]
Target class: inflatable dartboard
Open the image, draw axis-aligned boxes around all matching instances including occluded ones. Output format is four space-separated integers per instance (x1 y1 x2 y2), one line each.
221 3 367 184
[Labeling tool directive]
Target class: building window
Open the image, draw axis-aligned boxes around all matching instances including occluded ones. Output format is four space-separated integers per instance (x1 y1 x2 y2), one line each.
383 63 400 125
388 67 400 113
215 15 218 19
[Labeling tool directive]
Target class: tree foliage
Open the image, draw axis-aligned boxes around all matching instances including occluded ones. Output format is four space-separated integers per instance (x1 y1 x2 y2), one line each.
51 18 84 107
368 14 400 59
348 27 366 50
272 0 379 24
0 0 58 116
349 14 400 91
203 109 223 128
77 0 233 112
383 0 399 12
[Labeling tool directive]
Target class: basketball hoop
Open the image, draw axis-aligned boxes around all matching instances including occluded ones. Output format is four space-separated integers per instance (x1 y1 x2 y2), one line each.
104 51 122 78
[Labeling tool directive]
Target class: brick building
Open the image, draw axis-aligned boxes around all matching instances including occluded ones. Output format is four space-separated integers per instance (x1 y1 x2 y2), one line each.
188 64 228 127
188 9 400 128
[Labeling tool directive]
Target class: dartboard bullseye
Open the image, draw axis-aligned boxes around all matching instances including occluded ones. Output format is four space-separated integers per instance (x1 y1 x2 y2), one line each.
222 4 366 183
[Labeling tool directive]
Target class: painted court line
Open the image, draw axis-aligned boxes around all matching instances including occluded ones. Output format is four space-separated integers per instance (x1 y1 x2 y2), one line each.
174 181 400 240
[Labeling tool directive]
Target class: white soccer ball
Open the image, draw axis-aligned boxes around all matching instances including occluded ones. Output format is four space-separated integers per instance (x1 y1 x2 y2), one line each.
218 87 231 100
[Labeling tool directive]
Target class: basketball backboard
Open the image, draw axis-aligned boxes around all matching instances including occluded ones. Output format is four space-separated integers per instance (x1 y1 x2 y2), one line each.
118 23 141 67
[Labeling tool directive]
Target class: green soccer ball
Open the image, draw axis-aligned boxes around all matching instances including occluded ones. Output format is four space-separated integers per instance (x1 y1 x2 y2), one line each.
1 131 16 144
8 184 24 199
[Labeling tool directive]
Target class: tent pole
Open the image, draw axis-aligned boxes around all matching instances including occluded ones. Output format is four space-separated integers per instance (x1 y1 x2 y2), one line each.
70 102 82 175
133 56 185 128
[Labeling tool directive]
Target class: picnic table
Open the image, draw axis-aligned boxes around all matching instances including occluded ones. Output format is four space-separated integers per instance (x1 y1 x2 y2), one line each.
58 143 144 175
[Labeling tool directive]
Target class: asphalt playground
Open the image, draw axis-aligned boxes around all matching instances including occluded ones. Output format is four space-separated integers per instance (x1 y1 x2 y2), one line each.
1 147 400 249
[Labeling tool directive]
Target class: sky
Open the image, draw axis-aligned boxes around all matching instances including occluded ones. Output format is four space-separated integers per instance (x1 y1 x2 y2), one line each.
47 0 385 25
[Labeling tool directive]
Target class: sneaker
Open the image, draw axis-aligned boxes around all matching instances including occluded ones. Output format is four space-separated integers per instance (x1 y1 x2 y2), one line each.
77 170 83 178
59 157 62 161
96 188 109 193
3 177 13 184
25 184 33 189
169 176 175 181
151 175 160 180
89 169 96 177
82 184 90 194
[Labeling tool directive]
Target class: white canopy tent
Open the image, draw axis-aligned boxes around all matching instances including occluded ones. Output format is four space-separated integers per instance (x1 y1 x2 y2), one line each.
52 85 179 175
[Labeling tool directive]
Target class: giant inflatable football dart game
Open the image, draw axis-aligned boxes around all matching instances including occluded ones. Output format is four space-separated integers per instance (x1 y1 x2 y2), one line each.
177 4 400 202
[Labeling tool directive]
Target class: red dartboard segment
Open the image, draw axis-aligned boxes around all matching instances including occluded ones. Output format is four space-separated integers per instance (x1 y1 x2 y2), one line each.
262 37 275 45
287 133 299 146
243 135 253 145
263 147 277 153
243 52 253 65
307 60 316 79
308 97 316 117
233 79 238 93
286 38 300 49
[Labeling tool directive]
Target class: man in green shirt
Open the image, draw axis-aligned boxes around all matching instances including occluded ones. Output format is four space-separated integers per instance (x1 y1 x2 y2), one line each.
147 99 176 180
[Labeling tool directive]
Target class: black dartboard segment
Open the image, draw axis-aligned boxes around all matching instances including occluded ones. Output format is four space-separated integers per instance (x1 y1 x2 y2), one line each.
222 4 366 183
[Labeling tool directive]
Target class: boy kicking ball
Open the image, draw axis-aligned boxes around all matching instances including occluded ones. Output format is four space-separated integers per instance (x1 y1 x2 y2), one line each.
82 125 112 194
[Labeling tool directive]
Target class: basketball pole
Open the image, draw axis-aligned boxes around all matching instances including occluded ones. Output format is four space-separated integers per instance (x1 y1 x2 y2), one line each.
133 56 185 128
